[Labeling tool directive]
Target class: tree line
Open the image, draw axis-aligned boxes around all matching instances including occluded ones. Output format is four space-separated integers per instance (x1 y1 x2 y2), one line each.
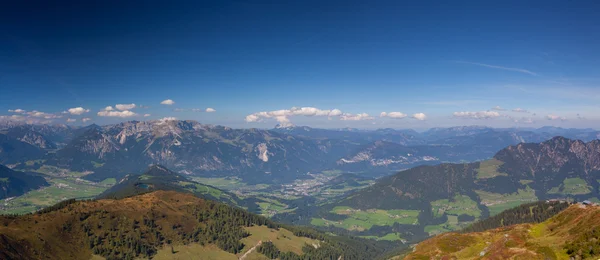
462 201 569 233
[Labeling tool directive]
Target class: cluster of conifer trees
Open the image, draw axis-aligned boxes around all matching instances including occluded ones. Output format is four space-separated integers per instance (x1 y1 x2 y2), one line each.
565 227 600 259
462 201 569 233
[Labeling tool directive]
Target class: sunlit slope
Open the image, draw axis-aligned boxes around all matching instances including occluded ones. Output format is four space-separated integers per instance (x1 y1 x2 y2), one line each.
405 203 600 260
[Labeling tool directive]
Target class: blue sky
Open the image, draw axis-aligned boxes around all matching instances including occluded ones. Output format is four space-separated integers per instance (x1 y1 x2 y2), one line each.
1 0 599 129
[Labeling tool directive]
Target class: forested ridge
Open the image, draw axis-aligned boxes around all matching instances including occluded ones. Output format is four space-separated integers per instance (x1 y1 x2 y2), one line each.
0 190 385 260
462 200 570 233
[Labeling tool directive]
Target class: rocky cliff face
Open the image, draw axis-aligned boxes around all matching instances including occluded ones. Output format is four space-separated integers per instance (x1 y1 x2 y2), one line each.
4 126 58 150
49 120 349 183
494 136 600 178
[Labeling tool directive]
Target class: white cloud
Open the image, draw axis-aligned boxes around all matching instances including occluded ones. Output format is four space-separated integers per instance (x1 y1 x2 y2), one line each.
27 110 61 119
512 108 529 113
329 109 342 116
453 111 501 119
245 107 347 124
455 61 538 76
144 114 151 117
160 99 175 105
205 107 216 112
380 112 407 119
82 118 91 122
8 109 26 113
412 113 427 120
546 114 567 121
97 110 138 118
340 113 373 121
491 106 505 111
104 106 114 111
160 117 177 121
245 114 260 122
115 103 136 111
66 118 76 122
67 107 90 115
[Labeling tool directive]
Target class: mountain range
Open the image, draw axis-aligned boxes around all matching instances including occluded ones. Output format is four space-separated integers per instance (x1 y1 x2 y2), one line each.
2 120 598 184
2 122 600 259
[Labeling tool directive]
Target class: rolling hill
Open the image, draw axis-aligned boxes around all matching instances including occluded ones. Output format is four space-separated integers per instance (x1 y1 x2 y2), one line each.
403 201 600 259
98 165 254 210
0 190 385 260
278 137 600 243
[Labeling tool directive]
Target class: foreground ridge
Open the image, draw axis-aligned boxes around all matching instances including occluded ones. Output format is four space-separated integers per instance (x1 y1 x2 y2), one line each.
404 202 600 259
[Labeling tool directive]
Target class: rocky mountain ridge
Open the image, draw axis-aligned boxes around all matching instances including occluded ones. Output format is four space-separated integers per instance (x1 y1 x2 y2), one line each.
2 120 599 183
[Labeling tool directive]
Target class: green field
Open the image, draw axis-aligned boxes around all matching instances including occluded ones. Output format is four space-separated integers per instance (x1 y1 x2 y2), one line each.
191 177 269 192
33 165 88 177
241 225 319 256
519 179 533 185
431 194 481 218
98 178 116 186
179 181 223 198
91 161 105 168
153 244 237 260
359 232 403 241
24 159 46 166
311 207 420 231
475 159 507 179
317 181 374 201
255 196 295 217
1 178 108 214
548 177 591 195
475 187 537 216
424 215 464 236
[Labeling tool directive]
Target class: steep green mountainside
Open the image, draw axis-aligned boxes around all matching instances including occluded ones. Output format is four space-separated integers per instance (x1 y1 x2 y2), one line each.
462 200 570 233
279 137 600 243
0 191 386 260
403 202 600 260
0 164 49 199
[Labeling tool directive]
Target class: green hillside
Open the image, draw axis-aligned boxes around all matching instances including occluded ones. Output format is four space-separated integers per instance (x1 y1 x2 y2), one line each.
0 191 386 260
404 202 600 259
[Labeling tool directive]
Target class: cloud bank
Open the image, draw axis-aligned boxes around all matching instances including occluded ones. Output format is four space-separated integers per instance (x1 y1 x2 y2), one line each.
246 107 360 126
453 111 501 119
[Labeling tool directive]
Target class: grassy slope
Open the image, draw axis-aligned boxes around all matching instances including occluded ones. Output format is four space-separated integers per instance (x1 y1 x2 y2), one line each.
0 191 366 260
404 203 600 260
